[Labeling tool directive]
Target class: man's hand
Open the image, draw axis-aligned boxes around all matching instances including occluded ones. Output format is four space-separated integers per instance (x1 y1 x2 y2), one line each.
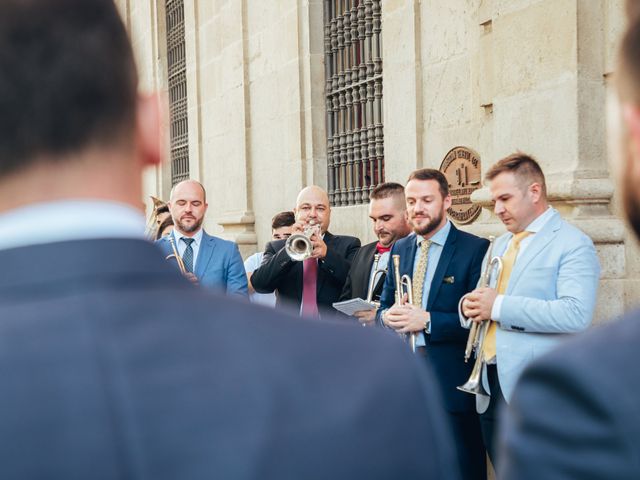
354 309 376 326
383 302 429 334
184 272 199 285
310 232 327 259
462 287 497 323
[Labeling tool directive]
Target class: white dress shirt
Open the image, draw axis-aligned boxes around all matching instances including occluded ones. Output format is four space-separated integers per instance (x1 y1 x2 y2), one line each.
171 228 204 270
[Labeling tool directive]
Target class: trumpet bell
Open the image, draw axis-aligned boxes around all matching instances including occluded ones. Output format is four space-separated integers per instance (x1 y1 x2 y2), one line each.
456 375 489 396
285 233 313 261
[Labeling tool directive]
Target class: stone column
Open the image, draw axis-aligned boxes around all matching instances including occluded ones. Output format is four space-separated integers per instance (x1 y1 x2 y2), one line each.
469 0 627 323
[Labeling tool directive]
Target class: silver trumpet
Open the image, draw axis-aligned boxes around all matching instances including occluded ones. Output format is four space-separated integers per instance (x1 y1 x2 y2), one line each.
285 220 319 261
392 254 417 353
457 236 503 396
365 253 387 309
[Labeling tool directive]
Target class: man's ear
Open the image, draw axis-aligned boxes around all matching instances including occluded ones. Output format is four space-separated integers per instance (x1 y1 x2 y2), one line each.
623 104 640 155
443 194 452 211
135 92 165 167
529 182 543 203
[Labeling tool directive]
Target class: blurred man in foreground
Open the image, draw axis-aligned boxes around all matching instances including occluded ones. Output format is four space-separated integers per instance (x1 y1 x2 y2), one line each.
499 3 640 478
0 1 460 479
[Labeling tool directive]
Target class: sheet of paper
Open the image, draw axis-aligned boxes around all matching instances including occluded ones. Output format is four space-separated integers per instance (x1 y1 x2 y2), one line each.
332 298 376 316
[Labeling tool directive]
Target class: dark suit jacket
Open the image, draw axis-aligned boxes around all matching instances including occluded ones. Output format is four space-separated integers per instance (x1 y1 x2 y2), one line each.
339 241 386 302
500 310 640 480
378 225 489 413
0 238 460 480
251 231 361 315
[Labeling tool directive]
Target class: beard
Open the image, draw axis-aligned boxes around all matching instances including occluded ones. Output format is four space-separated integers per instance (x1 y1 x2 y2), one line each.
176 216 203 233
411 211 444 237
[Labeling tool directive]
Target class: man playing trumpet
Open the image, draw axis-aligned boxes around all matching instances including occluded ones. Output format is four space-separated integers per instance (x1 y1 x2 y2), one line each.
377 169 489 480
459 153 600 466
252 186 360 317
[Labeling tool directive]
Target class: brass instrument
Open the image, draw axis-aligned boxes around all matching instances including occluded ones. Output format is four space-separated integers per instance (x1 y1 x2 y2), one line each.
365 253 387 308
457 236 503 396
285 220 319 261
165 235 187 275
145 195 168 239
392 254 417 353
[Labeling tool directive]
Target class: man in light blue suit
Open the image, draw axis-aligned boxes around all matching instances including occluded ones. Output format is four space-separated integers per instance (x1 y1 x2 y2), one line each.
460 153 600 465
156 180 248 297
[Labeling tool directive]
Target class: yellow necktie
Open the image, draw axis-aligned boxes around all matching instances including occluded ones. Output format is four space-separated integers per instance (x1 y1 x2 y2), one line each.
482 231 531 360
412 240 431 307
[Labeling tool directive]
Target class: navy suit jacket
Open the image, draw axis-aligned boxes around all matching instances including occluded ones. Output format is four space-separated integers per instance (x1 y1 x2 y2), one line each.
378 225 489 412
251 231 360 315
156 229 248 297
501 310 640 480
0 238 461 480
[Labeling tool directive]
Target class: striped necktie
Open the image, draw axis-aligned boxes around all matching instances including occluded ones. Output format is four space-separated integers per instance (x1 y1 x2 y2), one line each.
181 237 195 273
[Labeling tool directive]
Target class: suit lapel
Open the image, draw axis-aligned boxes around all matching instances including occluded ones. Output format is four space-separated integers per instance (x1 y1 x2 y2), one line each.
195 231 216 278
401 234 418 278
506 211 561 294
427 225 457 308
316 231 335 295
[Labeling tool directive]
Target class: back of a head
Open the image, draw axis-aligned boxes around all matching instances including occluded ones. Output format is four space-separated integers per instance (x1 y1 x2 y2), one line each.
0 0 138 178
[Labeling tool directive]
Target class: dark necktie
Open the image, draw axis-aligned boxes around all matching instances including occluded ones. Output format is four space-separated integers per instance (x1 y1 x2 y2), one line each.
181 237 195 273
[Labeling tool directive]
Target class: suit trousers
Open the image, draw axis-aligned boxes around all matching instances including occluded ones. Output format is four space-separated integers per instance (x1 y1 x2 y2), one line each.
479 364 506 467
448 411 486 480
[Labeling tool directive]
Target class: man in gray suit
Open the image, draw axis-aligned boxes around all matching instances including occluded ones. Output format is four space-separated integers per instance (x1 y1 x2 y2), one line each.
156 179 248 297
0 1 460 479
500 2 640 478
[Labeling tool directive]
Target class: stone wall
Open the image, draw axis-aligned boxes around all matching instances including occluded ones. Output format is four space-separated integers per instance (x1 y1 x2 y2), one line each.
116 0 637 320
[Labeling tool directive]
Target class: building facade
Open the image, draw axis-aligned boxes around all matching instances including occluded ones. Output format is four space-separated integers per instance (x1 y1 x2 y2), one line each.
115 0 635 322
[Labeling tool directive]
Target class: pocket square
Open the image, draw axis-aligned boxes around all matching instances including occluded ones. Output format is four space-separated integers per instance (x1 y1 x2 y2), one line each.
443 276 455 284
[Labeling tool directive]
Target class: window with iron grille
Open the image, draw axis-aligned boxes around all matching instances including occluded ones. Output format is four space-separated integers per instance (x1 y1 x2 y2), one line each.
166 0 189 185
324 0 384 206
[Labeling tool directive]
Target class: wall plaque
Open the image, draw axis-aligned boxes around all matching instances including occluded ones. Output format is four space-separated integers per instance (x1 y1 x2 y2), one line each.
439 146 482 224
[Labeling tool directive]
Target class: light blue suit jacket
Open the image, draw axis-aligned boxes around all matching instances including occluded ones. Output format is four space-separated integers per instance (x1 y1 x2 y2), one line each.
462 209 600 412
156 230 248 297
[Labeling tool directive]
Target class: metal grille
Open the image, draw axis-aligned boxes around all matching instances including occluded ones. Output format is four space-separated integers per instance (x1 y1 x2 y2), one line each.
166 0 189 185
324 0 384 206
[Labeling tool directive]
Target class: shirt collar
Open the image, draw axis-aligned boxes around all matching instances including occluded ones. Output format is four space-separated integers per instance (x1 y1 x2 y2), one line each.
173 228 203 247
523 206 554 234
416 219 451 247
0 200 145 251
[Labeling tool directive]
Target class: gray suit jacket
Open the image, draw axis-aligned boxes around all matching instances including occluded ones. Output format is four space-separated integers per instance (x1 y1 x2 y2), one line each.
500 310 640 480
0 238 460 480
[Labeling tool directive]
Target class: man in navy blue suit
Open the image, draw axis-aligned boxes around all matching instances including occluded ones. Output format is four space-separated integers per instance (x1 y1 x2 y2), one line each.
0 1 462 479
156 179 248 297
378 169 489 480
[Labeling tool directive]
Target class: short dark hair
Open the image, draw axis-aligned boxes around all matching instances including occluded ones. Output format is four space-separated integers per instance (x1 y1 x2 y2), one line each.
407 169 450 197
156 204 170 215
0 0 138 177
370 182 405 200
271 211 295 230
485 152 547 197
155 216 174 241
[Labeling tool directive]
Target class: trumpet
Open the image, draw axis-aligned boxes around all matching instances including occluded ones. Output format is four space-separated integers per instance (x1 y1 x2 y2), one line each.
457 236 503 396
365 253 387 308
165 235 187 275
285 220 319 261
392 254 417 353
